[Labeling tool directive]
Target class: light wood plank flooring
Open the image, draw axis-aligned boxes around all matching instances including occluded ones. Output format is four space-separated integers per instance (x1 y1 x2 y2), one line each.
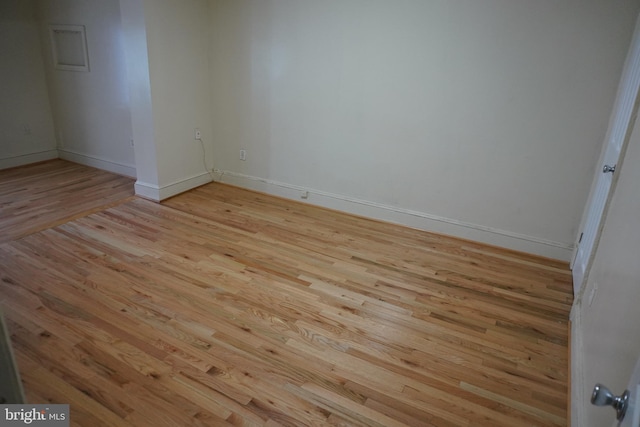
0 160 134 243
0 162 573 426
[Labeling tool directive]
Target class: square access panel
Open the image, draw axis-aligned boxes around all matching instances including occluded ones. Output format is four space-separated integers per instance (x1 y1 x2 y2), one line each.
49 24 89 72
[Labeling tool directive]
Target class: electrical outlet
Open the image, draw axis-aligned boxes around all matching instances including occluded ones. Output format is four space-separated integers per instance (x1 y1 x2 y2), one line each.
240 149 247 161
194 128 202 140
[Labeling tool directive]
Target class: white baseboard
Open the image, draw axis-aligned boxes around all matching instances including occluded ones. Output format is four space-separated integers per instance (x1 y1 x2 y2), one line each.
215 170 574 261
136 172 213 201
58 149 136 178
0 150 59 170
570 304 584 427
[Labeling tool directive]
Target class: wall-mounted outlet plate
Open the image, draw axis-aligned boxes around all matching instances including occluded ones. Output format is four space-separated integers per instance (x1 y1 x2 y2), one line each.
194 128 202 140
240 149 247 161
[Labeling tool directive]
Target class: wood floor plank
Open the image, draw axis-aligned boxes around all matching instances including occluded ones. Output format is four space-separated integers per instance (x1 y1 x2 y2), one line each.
0 160 134 243
0 161 572 426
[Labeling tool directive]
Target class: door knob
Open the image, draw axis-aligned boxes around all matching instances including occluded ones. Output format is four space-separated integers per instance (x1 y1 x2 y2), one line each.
591 383 629 421
603 164 616 174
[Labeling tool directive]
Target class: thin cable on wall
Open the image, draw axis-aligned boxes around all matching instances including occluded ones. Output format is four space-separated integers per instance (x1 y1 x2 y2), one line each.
199 137 223 182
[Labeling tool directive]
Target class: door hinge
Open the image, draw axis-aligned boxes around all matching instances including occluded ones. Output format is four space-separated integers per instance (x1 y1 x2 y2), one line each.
578 232 584 244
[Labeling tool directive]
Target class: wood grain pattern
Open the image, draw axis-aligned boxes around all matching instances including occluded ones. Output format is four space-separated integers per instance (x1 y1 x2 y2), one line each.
0 160 134 243
0 161 573 426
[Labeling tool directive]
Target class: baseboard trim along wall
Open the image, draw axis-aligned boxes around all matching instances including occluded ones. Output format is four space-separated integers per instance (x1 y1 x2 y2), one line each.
0 150 58 170
215 170 574 261
135 172 213 202
58 149 136 178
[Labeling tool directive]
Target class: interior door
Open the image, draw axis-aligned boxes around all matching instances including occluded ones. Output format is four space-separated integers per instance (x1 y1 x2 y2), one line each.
574 80 640 426
618 358 640 427
571 15 640 296
592 355 640 427
0 309 24 404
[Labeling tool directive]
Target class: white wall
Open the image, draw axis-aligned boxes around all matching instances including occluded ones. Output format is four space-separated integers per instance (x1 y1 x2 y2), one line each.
0 0 57 169
570 98 640 426
209 0 640 260
119 0 159 196
37 0 135 177
131 0 213 200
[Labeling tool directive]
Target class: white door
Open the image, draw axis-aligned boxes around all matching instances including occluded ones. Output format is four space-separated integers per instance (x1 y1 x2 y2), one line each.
572 14 640 296
572 80 640 426
618 357 640 427
590 355 640 427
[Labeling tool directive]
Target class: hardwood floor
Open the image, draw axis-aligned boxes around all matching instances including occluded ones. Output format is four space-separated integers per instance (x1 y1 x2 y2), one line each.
0 162 573 426
0 160 134 244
